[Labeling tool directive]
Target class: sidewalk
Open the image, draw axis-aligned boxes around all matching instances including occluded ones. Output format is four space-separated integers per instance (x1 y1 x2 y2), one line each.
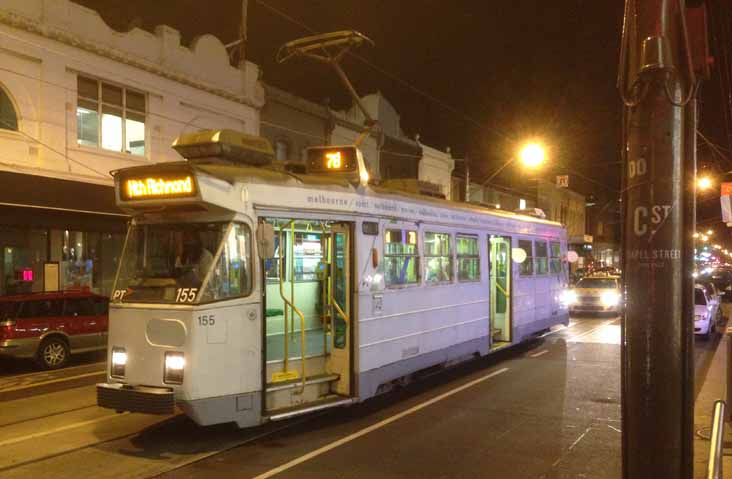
694 305 732 478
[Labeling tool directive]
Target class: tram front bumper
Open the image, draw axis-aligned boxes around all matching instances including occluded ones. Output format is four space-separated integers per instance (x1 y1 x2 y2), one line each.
97 383 175 415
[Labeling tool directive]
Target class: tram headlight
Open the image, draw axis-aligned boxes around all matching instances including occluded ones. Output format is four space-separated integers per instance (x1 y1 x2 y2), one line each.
600 291 620 307
164 351 185 385
560 290 577 306
111 347 127 378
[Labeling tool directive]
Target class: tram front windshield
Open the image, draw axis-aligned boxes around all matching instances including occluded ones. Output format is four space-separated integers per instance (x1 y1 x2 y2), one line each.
113 221 251 304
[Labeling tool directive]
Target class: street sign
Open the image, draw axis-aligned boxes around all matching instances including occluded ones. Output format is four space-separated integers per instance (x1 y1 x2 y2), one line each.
556 175 569 188
721 183 732 224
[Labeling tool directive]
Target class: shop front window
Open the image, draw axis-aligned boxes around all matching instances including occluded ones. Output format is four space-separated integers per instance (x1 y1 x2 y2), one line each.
0 228 47 295
58 230 124 295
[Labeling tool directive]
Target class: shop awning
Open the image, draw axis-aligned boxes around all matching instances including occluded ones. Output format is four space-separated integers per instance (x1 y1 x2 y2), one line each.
0 171 128 232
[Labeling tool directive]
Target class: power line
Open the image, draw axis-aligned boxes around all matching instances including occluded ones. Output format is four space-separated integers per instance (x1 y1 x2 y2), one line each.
252 0 512 143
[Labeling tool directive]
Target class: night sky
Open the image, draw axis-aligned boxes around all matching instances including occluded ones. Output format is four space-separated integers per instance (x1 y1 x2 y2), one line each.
74 1 731 241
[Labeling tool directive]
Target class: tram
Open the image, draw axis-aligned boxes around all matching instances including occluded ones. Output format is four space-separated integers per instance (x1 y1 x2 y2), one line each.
97 129 570 427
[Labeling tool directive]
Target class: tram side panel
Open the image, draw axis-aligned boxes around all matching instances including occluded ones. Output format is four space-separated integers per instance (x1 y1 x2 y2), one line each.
355 221 491 400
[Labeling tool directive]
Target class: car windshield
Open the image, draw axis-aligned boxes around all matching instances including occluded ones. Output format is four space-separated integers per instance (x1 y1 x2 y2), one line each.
576 278 617 289
695 289 707 305
113 222 227 304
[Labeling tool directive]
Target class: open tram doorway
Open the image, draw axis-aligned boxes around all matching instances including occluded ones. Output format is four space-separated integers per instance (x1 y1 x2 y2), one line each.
489 235 512 349
261 217 353 417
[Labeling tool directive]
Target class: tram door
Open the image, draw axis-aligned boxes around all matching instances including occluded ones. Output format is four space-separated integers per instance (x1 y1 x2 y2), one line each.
489 236 512 347
327 223 352 396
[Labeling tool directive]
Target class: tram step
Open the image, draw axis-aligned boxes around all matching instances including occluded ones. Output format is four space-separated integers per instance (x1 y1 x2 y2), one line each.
266 395 356 422
265 373 340 411
266 373 340 392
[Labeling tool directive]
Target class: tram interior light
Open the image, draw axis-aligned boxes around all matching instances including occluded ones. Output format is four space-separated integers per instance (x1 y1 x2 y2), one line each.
111 347 127 378
164 352 185 385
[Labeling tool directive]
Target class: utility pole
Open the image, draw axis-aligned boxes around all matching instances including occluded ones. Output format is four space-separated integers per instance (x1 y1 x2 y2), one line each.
238 0 248 68
618 1 707 478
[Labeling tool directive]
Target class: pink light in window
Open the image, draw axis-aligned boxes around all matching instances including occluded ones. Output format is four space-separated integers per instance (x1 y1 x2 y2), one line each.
22 269 33 281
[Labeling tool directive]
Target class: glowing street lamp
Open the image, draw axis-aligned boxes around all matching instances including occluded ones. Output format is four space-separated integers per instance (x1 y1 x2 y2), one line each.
519 143 546 168
697 176 713 190
480 140 548 187
706 229 714 235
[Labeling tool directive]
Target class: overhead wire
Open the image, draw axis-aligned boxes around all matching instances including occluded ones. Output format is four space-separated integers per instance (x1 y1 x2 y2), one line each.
252 0 512 143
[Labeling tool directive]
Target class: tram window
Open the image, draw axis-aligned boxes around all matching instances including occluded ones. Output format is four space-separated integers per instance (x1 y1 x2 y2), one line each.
456 234 480 282
424 232 453 284
518 240 534 276
550 241 562 274
266 231 323 282
114 222 228 304
293 232 323 281
384 229 419 286
201 223 252 301
535 241 548 275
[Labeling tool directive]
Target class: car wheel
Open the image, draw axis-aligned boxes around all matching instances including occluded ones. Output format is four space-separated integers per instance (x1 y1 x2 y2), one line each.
37 337 70 370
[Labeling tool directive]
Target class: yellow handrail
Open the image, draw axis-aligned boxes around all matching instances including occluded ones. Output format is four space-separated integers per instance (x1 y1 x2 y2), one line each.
277 221 306 392
278 225 289 373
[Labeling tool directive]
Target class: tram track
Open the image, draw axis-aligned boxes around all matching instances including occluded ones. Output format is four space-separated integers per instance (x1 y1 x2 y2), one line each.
0 316 607 479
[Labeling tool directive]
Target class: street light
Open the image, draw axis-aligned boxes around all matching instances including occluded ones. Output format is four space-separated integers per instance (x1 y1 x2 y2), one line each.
480 141 547 187
706 229 714 235
519 143 546 168
697 176 713 190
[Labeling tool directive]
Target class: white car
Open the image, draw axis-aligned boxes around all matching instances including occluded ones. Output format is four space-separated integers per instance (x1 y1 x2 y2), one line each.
694 284 723 339
564 275 622 315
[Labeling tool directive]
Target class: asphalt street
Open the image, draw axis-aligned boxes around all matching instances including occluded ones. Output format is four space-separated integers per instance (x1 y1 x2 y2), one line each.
0 314 722 479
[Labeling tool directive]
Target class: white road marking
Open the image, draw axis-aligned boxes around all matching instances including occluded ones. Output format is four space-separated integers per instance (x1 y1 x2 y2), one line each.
529 349 549 358
0 412 128 447
251 367 510 479
0 371 105 393
568 319 619 343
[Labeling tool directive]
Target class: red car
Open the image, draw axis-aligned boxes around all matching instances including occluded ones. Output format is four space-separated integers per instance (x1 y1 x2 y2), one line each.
0 290 109 369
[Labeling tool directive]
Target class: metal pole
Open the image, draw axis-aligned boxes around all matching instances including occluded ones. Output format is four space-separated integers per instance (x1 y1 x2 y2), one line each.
619 0 695 477
465 156 470 202
707 400 726 479
237 0 248 68
727 327 732 423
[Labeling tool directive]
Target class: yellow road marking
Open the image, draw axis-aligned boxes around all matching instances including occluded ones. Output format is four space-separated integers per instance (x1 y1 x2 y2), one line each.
0 371 105 393
0 412 128 447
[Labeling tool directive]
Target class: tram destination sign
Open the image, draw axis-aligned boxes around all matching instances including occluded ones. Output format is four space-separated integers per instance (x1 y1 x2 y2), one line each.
120 174 197 201
306 146 359 173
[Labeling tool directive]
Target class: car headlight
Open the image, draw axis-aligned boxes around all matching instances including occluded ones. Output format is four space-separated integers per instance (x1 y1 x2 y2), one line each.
694 314 702 321
164 351 185 385
600 291 620 307
111 347 127 378
561 290 577 306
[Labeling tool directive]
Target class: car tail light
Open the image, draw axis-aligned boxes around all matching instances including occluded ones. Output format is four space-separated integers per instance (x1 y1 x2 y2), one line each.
164 352 185 385
0 320 16 340
111 347 127 378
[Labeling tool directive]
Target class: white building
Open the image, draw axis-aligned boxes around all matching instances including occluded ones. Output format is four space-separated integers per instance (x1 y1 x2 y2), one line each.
0 0 263 295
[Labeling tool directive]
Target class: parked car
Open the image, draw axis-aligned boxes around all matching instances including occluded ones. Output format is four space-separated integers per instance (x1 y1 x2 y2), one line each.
563 274 623 315
0 290 109 369
694 284 723 339
707 269 732 303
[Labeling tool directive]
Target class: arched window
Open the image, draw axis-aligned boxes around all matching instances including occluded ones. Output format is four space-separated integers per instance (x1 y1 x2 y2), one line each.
0 87 18 131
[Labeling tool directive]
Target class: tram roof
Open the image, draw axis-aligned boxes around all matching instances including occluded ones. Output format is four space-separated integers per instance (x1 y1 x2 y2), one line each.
113 161 563 229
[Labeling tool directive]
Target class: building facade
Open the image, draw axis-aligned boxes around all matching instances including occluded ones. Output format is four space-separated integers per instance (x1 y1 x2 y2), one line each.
0 0 263 295
260 87 455 198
